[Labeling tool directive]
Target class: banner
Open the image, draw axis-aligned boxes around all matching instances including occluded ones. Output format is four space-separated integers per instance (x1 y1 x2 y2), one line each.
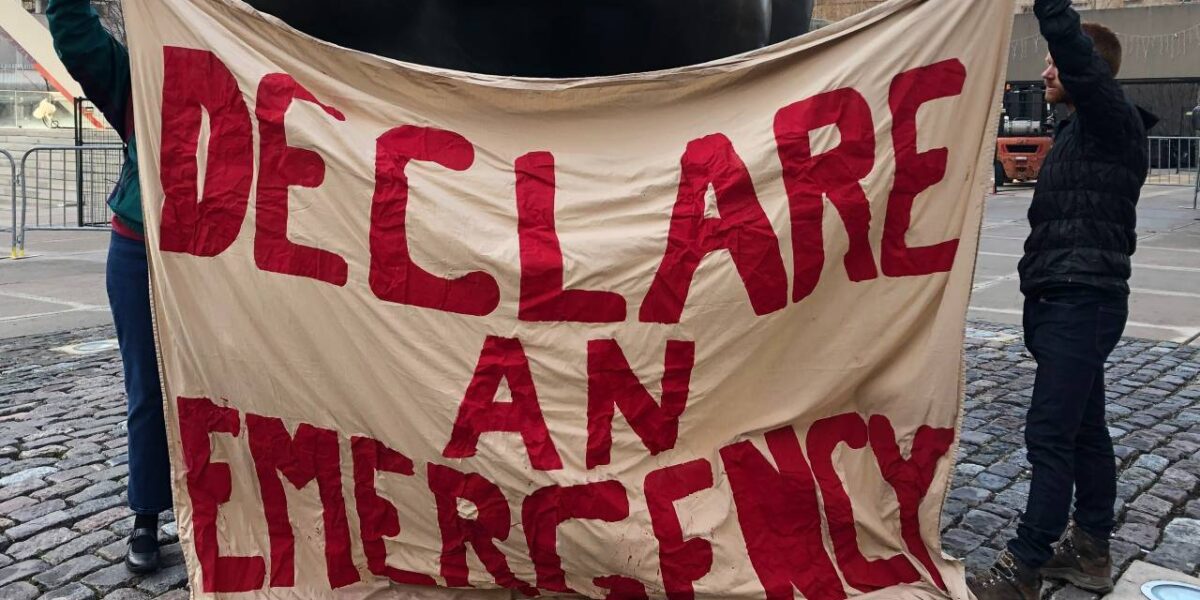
125 0 1013 597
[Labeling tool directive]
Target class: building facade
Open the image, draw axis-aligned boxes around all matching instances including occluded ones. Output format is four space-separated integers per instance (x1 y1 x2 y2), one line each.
815 0 1194 21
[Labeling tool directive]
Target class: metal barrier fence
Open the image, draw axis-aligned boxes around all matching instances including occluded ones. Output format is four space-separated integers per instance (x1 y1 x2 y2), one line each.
74 98 124 146
12 144 124 254
1 150 17 258
1147 136 1200 188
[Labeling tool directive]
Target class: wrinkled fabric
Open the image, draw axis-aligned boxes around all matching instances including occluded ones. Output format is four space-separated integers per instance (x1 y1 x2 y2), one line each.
123 0 1014 597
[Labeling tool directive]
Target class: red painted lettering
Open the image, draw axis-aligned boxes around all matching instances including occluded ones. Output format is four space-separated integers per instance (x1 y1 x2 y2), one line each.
586 339 695 469
177 397 265 593
444 336 562 471
808 413 920 591
254 74 348 286
720 428 845 600
245 415 357 588
158 48 254 257
522 481 629 592
349 436 435 587
882 59 967 277
775 88 878 301
640 134 788 324
644 459 714 599
868 416 955 590
427 464 536 596
369 126 500 315
516 151 626 323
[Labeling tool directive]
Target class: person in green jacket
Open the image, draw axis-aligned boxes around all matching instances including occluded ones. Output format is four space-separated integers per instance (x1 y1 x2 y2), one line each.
48 0 169 574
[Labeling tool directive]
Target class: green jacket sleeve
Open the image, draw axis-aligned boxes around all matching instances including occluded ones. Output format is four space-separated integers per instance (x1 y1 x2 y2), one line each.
46 0 132 141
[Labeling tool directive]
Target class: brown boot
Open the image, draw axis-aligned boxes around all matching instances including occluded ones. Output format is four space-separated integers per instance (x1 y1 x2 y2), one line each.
967 550 1042 600
1041 526 1113 593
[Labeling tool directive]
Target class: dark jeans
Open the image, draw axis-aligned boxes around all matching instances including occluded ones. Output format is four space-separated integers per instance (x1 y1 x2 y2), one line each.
107 232 173 515
1008 289 1127 568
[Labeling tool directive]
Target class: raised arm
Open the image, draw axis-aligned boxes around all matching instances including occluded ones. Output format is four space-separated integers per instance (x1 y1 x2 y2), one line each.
46 0 131 140
1034 0 1131 136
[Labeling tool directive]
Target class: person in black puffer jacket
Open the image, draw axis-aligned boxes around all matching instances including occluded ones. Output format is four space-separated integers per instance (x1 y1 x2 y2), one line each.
968 1 1158 599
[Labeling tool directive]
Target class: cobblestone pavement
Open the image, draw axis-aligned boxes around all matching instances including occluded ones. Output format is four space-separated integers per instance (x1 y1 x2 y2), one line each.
1 323 1198 599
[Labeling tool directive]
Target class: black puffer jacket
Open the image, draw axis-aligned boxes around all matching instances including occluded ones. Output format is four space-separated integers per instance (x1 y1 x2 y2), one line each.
1018 0 1156 297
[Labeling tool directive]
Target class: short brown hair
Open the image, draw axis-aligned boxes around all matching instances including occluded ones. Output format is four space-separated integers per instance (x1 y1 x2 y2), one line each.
1082 22 1122 76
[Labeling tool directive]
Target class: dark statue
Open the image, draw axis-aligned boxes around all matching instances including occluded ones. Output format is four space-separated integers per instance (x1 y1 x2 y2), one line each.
244 0 816 77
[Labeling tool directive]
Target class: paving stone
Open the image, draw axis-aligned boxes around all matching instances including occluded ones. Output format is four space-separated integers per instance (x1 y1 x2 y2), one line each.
981 504 1019 521
152 591 188 600
84 562 141 594
42 530 117 565
95 539 128 564
73 507 129 533
942 528 986 556
5 511 72 542
20 445 68 460
0 467 58 487
962 510 1009 537
1113 445 1136 461
5 528 76 560
103 590 150 600
1129 493 1174 520
157 543 184 568
1133 454 1171 473
1114 522 1160 549
1186 500 1200 519
67 480 124 505
9 499 67 523
986 462 1025 479
1048 586 1099 600
1123 510 1163 526
106 516 135 537
1161 468 1200 494
136 564 188 596
47 466 105 485
0 581 40 600
0 478 49 503
973 473 1011 492
85 465 128 483
31 479 92 502
0 496 38 516
1120 467 1157 491
948 486 991 507
64 496 125 521
1144 541 1200 574
0 559 50 586
36 581 96 600
993 489 1029 512
33 555 108 588
1111 539 1142 572
1162 518 1200 546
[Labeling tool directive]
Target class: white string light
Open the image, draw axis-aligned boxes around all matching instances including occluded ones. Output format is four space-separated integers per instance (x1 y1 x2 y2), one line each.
1009 21 1200 63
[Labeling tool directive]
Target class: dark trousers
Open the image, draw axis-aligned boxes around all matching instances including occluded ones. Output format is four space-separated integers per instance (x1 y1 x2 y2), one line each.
1008 289 1127 568
107 231 173 515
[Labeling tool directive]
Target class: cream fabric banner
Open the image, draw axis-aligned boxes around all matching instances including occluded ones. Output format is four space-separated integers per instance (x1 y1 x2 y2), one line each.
124 0 1013 597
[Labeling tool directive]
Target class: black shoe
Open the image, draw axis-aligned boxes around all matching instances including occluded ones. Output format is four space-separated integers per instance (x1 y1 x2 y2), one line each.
125 527 161 574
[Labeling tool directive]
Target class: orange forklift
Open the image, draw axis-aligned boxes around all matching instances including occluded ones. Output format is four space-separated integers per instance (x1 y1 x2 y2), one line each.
994 83 1055 188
